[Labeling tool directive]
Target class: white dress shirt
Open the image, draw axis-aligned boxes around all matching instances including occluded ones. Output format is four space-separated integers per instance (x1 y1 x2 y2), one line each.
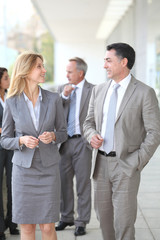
100 74 131 151
62 79 85 135
23 87 42 131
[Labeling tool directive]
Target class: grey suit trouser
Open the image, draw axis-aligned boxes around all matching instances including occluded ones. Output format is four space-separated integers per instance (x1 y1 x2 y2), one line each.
59 137 92 227
93 153 140 240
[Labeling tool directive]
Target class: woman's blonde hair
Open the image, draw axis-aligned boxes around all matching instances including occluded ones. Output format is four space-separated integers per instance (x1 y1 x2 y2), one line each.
7 51 43 98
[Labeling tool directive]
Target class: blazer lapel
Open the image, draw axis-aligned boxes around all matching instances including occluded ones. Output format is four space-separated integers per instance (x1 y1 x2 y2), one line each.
38 88 49 133
18 94 38 135
97 80 111 131
116 77 137 123
79 80 90 115
0 102 3 113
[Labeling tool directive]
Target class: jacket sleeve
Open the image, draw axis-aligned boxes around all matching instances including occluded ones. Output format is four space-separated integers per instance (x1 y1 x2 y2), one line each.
137 87 160 170
1 99 20 150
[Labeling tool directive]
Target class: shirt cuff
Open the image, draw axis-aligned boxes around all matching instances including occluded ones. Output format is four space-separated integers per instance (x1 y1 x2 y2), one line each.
61 92 69 99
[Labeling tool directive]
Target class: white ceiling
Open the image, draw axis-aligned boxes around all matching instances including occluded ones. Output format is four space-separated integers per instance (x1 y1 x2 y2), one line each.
31 0 133 43
31 0 109 43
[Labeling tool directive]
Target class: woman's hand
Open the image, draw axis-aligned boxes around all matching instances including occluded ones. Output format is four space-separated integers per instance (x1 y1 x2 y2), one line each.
19 136 39 149
38 131 56 144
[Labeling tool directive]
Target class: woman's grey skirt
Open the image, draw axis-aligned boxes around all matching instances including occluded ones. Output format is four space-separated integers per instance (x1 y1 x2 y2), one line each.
12 149 60 224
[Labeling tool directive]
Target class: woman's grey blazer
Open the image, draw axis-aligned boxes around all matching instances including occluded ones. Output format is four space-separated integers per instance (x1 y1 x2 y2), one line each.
1 88 68 168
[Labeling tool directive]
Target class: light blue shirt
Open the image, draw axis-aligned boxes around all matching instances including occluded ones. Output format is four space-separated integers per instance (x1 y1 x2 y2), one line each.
23 87 42 131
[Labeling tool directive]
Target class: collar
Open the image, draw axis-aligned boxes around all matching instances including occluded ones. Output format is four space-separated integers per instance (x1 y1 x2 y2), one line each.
72 79 85 90
23 87 42 102
111 74 131 90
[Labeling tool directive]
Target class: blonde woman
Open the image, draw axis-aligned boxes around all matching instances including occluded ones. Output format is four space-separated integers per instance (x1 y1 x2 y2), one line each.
1 52 67 240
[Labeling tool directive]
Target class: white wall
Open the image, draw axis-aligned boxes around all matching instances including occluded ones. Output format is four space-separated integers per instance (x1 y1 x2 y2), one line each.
105 1 148 84
53 0 160 92
105 4 136 78
54 40 106 86
134 0 148 82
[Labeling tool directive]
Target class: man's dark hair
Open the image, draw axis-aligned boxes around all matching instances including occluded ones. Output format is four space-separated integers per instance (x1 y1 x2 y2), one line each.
107 43 135 70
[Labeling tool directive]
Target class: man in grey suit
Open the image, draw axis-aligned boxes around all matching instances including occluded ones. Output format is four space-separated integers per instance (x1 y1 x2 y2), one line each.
56 57 94 236
83 43 160 240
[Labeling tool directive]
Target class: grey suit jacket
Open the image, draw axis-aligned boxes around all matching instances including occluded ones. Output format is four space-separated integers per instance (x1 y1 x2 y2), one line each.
1 88 68 168
0 102 4 149
83 76 160 177
58 80 94 139
0 102 3 128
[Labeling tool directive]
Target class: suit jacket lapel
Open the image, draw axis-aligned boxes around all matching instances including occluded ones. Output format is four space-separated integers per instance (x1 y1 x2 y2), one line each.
116 76 137 123
79 80 90 115
18 94 38 135
38 88 49 133
97 80 111 131
0 102 3 113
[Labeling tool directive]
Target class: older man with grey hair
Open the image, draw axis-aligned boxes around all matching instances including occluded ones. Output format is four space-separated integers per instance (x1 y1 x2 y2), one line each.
56 57 94 236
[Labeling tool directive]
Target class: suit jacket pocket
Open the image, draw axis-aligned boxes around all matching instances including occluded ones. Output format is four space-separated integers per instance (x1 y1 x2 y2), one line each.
120 150 140 177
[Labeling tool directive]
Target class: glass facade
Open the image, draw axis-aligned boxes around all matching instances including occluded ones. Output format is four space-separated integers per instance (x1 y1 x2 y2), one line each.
0 0 54 82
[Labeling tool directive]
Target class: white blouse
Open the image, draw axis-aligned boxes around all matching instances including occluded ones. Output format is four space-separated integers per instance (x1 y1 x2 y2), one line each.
23 88 42 131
